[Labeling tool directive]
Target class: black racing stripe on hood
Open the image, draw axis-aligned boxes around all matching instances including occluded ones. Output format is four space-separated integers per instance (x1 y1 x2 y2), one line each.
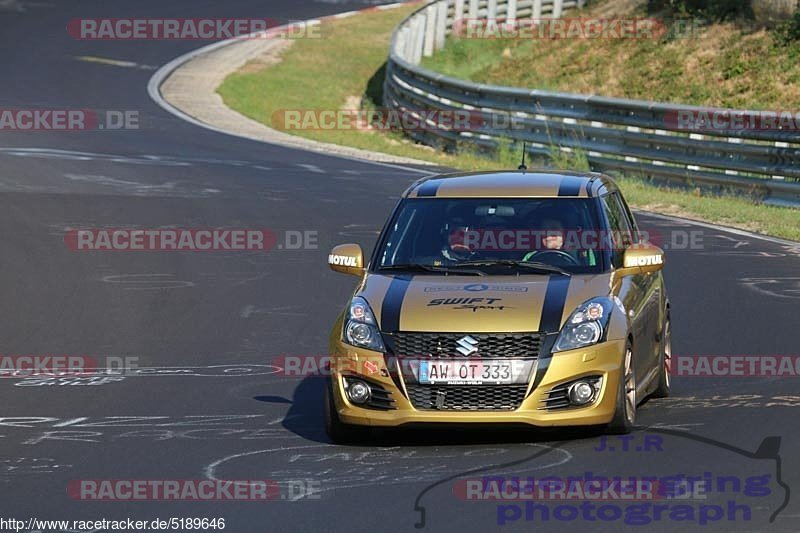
380 276 412 332
557 176 584 197
540 275 571 333
416 179 442 197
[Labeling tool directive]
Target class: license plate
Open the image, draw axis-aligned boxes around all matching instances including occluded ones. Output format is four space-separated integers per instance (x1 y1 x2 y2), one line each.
418 359 529 385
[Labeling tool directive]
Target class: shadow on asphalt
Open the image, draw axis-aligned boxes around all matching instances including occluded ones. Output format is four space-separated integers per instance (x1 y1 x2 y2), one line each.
255 376 611 446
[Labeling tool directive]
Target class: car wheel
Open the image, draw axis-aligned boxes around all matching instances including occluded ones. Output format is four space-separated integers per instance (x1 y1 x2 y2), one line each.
324 379 370 444
607 343 636 434
651 317 671 399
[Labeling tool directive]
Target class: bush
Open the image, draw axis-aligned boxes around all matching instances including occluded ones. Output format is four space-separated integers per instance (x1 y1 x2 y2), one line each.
775 3 800 43
647 0 753 21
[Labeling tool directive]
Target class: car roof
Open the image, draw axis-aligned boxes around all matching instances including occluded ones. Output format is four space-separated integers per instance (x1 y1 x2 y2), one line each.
404 169 619 199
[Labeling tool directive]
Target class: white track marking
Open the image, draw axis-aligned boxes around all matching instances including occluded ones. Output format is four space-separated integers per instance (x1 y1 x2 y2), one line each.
146 9 435 177
739 277 800 299
297 163 324 174
636 210 799 246
204 443 572 500
100 274 195 290
75 55 157 70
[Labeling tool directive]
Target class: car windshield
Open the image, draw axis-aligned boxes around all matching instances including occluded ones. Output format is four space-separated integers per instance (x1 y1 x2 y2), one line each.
374 197 608 275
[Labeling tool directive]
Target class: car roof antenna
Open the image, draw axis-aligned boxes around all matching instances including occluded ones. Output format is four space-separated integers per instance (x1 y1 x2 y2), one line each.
518 141 528 171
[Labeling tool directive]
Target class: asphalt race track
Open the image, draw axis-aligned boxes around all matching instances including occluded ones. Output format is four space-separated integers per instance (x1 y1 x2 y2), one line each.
1 1 799 531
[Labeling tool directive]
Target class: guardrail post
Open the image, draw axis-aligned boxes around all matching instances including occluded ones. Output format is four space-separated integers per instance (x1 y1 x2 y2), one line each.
454 0 465 21
396 26 409 60
507 0 518 23
411 14 425 64
452 0 465 37
468 0 478 19
487 0 497 20
423 4 437 57
533 0 542 20
435 1 448 50
553 0 563 18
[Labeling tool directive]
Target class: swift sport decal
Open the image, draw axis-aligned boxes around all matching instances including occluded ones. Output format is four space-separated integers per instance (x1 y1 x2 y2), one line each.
427 297 511 312
427 297 503 306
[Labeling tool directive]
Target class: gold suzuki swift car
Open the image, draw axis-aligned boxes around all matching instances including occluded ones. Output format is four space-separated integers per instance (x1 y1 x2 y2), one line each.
325 170 670 442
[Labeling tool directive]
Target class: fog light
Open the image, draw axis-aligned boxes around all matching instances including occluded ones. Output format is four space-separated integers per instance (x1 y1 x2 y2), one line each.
567 381 595 406
345 379 371 404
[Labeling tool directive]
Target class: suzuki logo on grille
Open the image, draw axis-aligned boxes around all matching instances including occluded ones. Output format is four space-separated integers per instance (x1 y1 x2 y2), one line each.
456 335 479 356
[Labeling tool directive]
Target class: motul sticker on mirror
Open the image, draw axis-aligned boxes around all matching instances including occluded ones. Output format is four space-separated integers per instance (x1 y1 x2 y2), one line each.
328 254 358 267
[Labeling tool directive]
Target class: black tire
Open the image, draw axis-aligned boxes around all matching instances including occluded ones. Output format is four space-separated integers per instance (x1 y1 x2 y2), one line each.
324 379 370 444
651 317 671 399
607 342 636 434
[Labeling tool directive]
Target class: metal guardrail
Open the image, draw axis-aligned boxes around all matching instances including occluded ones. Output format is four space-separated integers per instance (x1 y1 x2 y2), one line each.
383 0 800 207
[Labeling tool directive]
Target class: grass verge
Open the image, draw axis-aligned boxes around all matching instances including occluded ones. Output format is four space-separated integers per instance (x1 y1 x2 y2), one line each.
217 3 800 242
422 0 800 109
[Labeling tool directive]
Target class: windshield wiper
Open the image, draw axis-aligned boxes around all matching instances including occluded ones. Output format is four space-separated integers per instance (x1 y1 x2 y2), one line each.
378 264 486 276
455 259 572 277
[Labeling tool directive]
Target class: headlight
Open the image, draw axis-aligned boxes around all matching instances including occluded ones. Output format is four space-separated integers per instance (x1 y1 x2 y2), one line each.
342 297 385 352
553 297 614 353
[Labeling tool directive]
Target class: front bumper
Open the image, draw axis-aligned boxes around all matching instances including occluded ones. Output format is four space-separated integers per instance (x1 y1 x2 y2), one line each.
328 337 626 428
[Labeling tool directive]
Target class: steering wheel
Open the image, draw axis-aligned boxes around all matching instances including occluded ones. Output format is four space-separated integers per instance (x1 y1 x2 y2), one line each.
524 249 581 266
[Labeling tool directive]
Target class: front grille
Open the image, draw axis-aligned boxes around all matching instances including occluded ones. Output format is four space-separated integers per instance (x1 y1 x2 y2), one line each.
406 384 528 411
385 332 542 359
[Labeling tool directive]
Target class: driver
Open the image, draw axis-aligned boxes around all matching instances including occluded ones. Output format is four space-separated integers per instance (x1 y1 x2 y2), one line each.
523 218 566 258
522 218 587 266
540 218 566 251
441 219 475 262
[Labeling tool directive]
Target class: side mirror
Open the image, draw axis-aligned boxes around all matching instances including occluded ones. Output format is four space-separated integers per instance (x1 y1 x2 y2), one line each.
328 244 365 277
619 243 665 276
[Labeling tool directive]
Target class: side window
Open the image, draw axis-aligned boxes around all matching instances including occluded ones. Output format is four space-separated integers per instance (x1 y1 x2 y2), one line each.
616 192 640 244
600 193 633 267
